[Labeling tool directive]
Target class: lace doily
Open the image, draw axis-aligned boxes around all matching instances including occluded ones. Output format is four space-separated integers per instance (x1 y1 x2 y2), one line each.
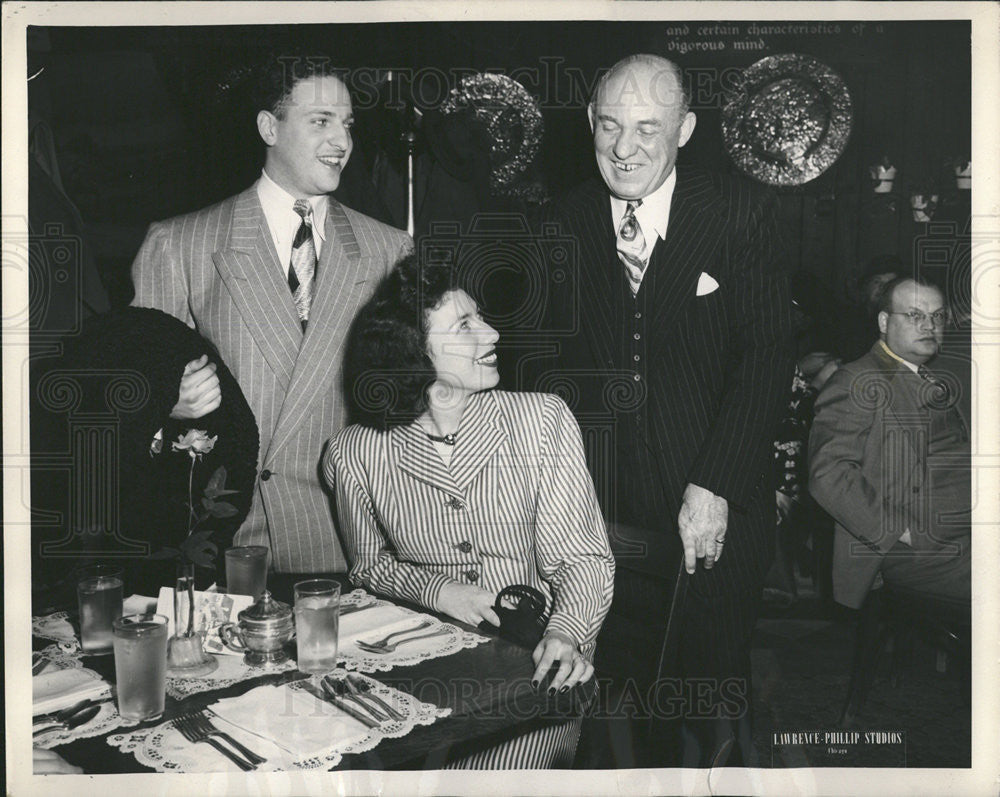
107 675 451 772
36 641 85 670
338 599 491 673
33 674 124 748
32 612 78 644
167 655 298 699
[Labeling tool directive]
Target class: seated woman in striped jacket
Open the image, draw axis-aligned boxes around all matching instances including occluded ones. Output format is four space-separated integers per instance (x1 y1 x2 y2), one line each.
323 253 614 768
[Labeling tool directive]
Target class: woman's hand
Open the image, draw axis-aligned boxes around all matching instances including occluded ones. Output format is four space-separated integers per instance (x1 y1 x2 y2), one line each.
33 747 83 774
437 582 501 627
531 630 593 693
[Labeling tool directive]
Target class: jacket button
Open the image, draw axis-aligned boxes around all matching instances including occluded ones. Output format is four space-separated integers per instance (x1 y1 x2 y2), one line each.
260 469 272 481
446 497 466 510
465 569 479 583
458 541 472 554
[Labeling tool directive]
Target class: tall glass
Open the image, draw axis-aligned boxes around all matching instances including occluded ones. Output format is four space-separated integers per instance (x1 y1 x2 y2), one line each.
76 565 123 654
294 580 340 676
225 546 269 600
113 613 169 722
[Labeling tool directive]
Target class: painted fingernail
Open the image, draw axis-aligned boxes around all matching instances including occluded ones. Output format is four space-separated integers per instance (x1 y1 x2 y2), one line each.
560 685 569 693
547 687 556 696
531 680 539 689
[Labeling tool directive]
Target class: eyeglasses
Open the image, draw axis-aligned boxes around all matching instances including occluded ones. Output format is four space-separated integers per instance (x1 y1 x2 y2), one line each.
887 310 950 327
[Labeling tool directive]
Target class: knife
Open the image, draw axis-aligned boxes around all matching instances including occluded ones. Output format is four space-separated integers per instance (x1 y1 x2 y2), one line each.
299 680 380 729
33 703 102 737
33 696 112 726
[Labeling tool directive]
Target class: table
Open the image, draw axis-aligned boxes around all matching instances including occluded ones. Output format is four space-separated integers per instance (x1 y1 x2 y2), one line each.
38 574 592 772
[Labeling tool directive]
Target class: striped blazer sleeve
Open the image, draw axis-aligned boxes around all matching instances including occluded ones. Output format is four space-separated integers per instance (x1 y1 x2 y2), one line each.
533 396 615 648
327 432 456 610
131 221 194 325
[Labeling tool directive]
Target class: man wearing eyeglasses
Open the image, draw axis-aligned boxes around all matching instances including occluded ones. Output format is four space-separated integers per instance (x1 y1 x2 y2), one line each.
809 276 970 609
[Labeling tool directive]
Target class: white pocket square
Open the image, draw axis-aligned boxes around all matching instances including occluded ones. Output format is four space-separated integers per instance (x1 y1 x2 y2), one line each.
696 272 720 296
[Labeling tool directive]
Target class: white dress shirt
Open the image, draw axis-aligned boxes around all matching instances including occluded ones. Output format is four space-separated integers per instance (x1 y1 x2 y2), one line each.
608 168 676 290
256 170 328 280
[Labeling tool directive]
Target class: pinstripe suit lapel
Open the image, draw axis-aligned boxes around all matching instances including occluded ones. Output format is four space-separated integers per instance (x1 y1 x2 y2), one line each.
266 202 376 461
394 425 464 498
212 188 300 390
449 392 507 491
644 168 726 325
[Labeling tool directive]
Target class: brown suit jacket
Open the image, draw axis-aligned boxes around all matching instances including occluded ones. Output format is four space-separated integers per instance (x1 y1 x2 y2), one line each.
809 342 967 608
132 184 411 572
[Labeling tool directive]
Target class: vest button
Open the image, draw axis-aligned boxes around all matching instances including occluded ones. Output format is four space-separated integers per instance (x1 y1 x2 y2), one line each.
458 541 473 553
260 469 272 481
465 569 479 583
446 497 466 510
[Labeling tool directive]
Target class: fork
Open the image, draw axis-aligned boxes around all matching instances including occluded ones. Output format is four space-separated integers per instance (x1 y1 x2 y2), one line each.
173 714 256 771
345 674 405 721
355 620 433 650
355 628 452 654
322 676 388 722
187 711 267 766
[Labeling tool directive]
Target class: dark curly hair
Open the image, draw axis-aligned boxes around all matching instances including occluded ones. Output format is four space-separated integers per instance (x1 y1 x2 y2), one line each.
254 54 349 119
344 254 461 430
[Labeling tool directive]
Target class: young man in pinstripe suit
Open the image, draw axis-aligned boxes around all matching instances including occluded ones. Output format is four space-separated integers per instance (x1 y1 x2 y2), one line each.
530 54 795 766
132 58 411 574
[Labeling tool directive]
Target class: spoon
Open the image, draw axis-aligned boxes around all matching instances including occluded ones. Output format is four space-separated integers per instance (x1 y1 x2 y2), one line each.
33 703 101 737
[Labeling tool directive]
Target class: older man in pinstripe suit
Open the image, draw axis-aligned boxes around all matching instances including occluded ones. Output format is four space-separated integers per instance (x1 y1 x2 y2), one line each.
529 54 794 766
132 59 411 573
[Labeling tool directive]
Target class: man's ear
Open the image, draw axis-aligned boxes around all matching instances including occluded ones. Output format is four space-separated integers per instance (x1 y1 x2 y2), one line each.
678 111 697 148
257 110 278 146
877 311 889 336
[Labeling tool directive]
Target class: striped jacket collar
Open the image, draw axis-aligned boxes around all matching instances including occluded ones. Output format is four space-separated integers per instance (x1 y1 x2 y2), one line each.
392 391 508 497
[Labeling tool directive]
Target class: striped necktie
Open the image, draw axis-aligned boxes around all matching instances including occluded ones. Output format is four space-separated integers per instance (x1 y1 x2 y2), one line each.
289 199 317 325
617 200 647 295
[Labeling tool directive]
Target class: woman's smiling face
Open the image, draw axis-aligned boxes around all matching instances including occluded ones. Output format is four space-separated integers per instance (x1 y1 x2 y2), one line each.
424 289 500 400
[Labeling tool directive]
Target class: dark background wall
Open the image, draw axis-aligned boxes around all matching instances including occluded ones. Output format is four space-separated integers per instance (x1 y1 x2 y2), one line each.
27 20 971 312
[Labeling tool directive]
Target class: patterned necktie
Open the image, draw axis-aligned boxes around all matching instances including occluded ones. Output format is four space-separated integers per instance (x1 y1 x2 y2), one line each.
289 199 317 325
917 365 951 405
617 200 647 295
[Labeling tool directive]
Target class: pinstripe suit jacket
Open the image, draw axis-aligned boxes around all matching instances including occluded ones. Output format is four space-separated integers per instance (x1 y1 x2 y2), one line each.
533 167 795 598
324 390 615 650
132 184 412 573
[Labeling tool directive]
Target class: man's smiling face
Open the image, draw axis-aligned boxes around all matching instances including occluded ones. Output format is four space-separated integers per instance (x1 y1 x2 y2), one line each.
589 60 696 201
258 75 354 198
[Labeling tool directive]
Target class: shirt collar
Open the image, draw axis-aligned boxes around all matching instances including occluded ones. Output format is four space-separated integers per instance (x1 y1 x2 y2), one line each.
879 339 920 373
257 169 328 242
609 168 676 241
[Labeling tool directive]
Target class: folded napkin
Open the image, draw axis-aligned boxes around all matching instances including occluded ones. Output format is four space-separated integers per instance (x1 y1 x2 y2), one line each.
33 668 111 716
211 682 370 761
339 605 428 648
124 594 158 614
32 613 77 643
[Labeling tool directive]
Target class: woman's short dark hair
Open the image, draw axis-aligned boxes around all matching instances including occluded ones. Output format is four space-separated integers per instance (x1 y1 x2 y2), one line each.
344 253 460 430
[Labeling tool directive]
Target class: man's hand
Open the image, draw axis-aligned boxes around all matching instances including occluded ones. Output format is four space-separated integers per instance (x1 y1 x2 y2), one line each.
437 582 501 627
531 630 593 693
170 355 221 419
678 482 729 573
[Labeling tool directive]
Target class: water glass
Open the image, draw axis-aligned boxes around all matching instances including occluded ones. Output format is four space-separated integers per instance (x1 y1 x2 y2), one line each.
294 579 340 676
76 565 124 654
112 613 169 722
225 546 269 600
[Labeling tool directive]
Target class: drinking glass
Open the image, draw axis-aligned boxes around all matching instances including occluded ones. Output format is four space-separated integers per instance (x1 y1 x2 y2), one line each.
76 565 124 654
293 579 340 676
112 613 169 722
225 546 269 600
